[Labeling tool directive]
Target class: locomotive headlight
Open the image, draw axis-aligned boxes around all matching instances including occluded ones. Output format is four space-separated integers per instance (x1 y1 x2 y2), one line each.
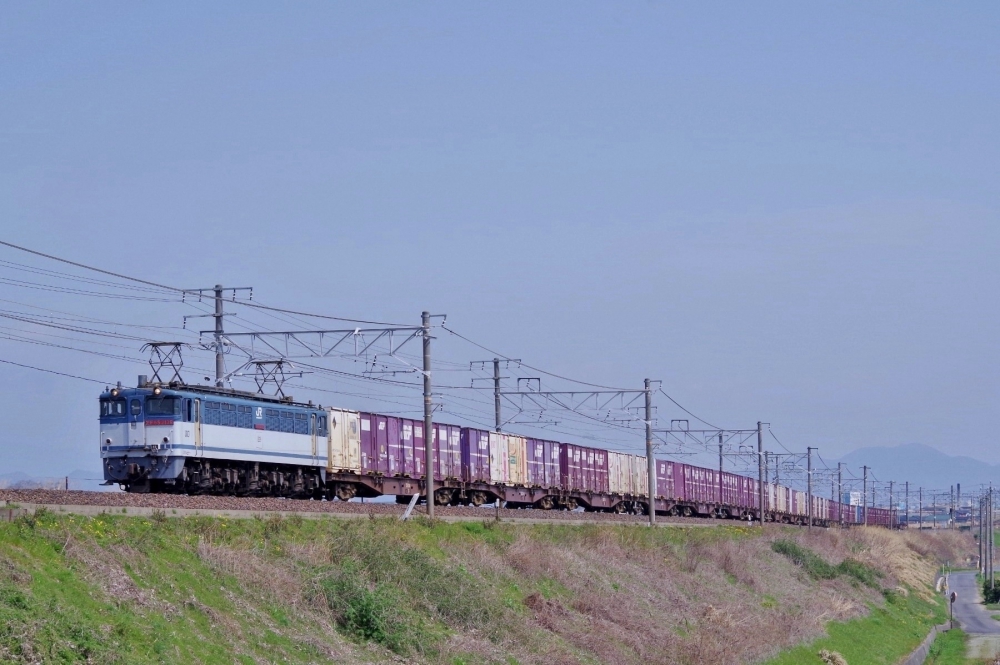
110 388 119 397
153 386 162 396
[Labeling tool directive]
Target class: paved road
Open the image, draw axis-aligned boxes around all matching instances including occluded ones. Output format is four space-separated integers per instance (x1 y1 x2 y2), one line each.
951 571 1000 634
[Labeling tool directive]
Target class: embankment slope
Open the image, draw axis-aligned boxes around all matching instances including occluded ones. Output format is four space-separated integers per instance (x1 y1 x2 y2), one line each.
0 510 971 664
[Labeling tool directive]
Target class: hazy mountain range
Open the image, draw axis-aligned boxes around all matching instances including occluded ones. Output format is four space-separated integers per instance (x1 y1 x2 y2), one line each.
827 443 998 500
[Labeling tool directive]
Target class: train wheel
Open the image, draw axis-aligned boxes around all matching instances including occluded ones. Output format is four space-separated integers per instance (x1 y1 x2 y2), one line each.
434 488 454 506
668 506 680 516
537 495 555 510
682 507 693 517
334 482 357 502
718 508 730 519
563 498 578 511
612 502 627 514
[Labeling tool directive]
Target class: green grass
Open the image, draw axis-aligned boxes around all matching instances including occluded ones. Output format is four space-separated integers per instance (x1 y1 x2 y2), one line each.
764 587 946 665
924 628 969 664
0 509 377 664
771 539 884 587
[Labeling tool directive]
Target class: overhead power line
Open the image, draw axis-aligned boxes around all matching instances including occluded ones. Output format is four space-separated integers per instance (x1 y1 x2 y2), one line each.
0 239 183 292
0 239 408 326
0 357 109 384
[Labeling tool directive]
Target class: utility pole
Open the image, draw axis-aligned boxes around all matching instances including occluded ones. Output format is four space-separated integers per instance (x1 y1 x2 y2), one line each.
889 481 894 527
919 487 923 530
718 432 724 506
757 421 765 527
643 379 656 526
807 447 815 531
645 379 655 527
862 466 869 526
981 494 986 576
951 485 955 529
213 284 224 386
986 481 996 589
183 285 252 387
905 481 909 530
422 311 434 519
493 359 501 432
838 463 844 528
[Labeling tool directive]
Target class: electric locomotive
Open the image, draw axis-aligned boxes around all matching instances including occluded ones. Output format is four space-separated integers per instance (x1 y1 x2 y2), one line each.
100 375 328 496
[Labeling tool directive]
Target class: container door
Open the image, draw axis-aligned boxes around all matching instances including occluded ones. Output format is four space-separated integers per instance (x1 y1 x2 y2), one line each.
192 399 202 456
347 412 361 471
387 417 401 476
413 422 425 477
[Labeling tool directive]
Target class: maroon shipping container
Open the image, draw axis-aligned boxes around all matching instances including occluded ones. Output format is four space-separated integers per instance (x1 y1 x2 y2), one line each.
360 413 406 476
594 448 609 494
411 421 426 478
655 460 682 499
560 443 609 493
399 418 423 477
434 423 462 480
461 428 491 483
526 438 560 488
680 464 716 504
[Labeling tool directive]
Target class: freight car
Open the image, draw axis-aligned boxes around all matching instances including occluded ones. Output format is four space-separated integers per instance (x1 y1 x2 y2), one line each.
99 379 896 528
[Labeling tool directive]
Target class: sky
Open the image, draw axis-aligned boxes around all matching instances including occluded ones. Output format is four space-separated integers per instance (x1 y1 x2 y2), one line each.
0 3 998 490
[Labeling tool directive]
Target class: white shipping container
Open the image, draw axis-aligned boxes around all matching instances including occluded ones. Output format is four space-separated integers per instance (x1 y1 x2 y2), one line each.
506 435 528 485
489 432 508 484
327 408 361 473
792 490 807 516
608 451 627 494
630 455 648 497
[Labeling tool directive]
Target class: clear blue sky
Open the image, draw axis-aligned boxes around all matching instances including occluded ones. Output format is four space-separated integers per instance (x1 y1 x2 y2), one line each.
1 3 997 482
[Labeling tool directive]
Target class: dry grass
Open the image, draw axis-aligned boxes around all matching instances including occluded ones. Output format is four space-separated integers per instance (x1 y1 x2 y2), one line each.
8 513 973 665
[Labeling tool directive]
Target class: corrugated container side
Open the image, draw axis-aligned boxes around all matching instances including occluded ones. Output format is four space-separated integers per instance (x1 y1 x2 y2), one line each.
523 438 559 487
506 435 528 485
655 459 674 498
327 408 361 473
594 448 609 494
631 455 648 496
386 417 402 475
461 428 491 483
359 413 377 474
608 452 625 494
561 444 583 491
433 424 462 480
399 418 420 477
489 432 508 484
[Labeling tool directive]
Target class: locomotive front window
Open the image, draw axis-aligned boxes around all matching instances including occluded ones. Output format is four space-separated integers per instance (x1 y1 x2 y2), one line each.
130 399 142 416
100 399 126 417
146 397 181 417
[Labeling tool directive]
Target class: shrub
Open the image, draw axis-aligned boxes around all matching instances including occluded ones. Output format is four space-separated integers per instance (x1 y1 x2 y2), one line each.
771 540 837 580
772 540 883 589
983 578 1000 605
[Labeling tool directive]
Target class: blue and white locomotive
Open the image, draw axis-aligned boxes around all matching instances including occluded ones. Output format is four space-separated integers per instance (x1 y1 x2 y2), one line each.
100 375 329 496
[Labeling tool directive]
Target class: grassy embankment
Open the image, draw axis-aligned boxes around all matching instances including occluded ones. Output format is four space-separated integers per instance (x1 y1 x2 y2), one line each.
0 507 972 664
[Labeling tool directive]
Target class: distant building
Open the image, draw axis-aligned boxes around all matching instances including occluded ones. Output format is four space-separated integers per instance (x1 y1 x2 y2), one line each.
842 491 863 506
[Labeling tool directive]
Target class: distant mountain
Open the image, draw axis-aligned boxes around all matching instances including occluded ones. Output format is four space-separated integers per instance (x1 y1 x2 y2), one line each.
828 443 999 499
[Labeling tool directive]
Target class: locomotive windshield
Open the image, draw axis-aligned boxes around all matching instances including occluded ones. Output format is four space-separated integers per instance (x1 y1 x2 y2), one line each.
100 399 126 417
145 397 181 417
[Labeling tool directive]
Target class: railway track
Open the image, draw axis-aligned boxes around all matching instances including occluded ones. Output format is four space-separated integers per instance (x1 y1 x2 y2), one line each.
0 489 734 527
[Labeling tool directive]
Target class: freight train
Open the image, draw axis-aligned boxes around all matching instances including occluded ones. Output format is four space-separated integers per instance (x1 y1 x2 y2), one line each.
99 379 897 527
